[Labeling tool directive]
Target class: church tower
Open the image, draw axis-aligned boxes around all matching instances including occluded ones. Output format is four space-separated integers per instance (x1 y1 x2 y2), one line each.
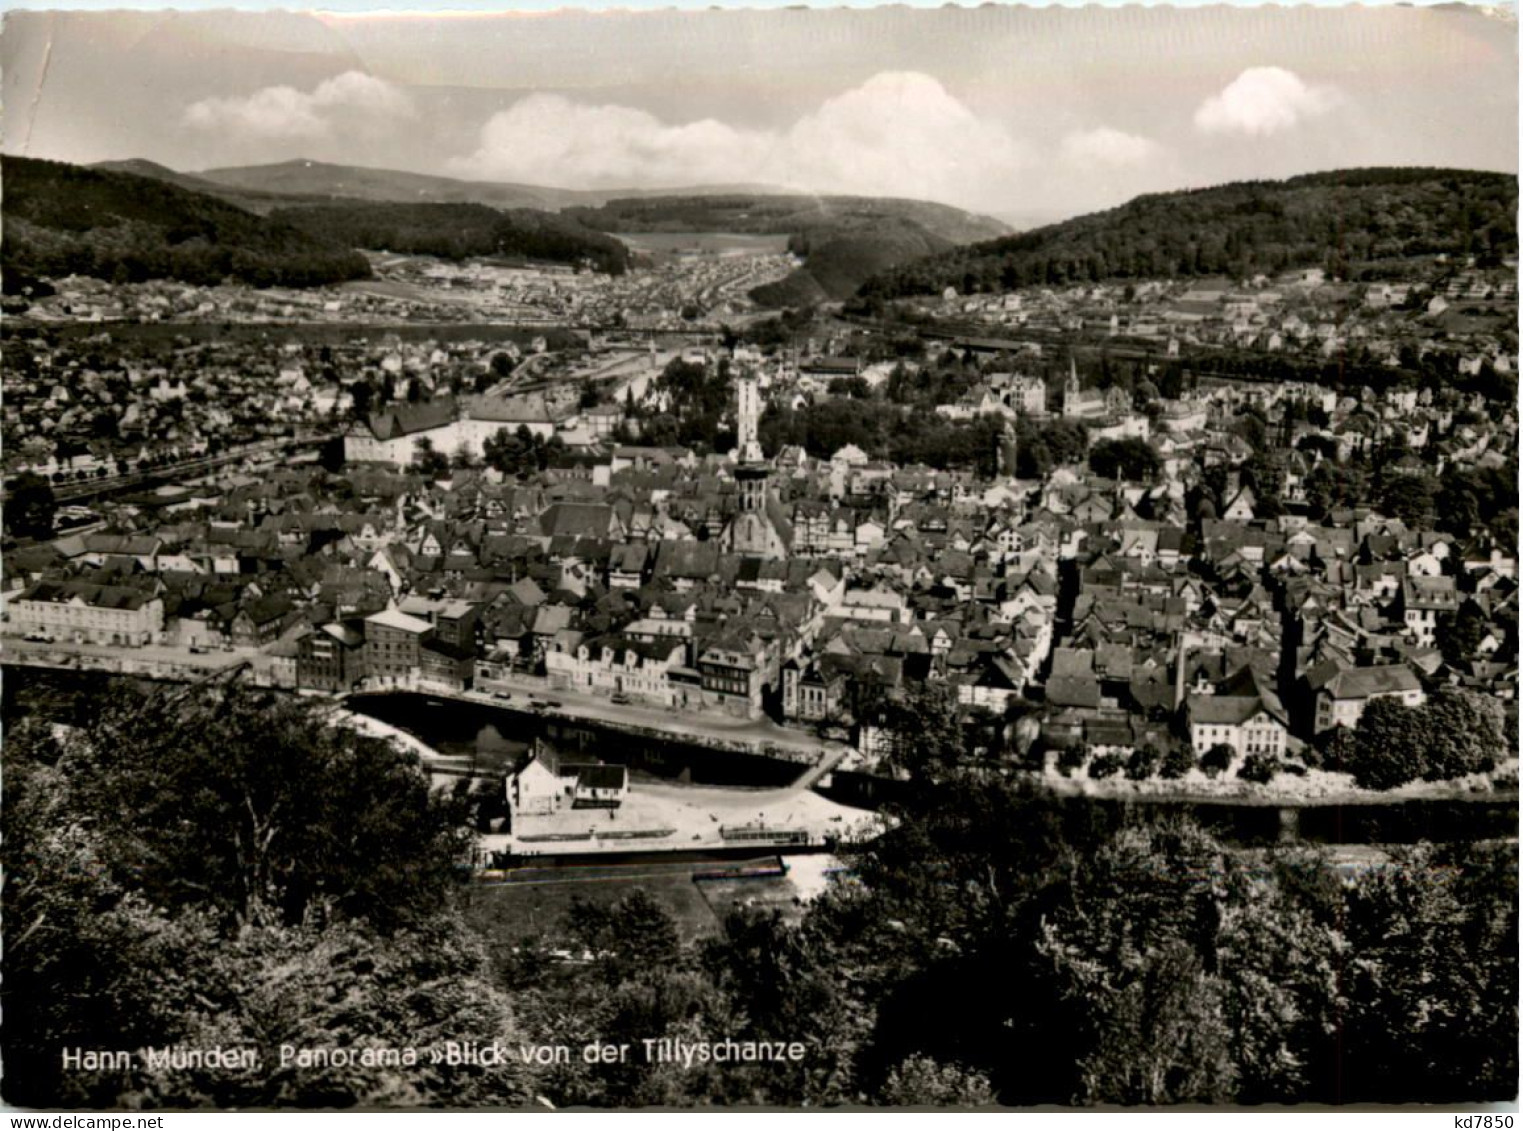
736 372 764 466
735 371 768 516
723 372 790 560
1061 357 1081 417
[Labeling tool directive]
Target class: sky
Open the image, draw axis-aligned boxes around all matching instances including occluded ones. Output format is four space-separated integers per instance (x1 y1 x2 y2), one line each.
2 4 1516 224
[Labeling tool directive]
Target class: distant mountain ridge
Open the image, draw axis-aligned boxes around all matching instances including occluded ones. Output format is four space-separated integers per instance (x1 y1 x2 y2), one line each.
857 167 1519 301
87 157 1014 308
165 158 796 214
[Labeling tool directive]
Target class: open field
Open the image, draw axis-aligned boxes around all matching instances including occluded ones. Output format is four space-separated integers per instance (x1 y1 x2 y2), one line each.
464 862 729 952
617 232 792 257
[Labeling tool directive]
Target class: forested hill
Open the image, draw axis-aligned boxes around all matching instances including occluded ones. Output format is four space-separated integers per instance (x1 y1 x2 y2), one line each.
857 168 1519 300
270 202 632 275
2 156 373 290
564 193 1010 245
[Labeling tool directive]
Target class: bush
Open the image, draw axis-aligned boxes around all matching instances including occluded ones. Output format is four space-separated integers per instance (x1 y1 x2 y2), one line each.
1200 743 1236 779
1089 753 1125 780
1238 752 1280 784
1056 743 1087 777
1125 744 1161 781
1159 745 1196 780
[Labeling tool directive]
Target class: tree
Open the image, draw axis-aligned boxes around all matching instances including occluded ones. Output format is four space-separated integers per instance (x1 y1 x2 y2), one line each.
1036 821 1241 1105
876 683 968 783
1088 753 1124 779
1238 752 1279 784
1419 688 1504 782
1200 743 1235 778
1 691 510 1110
1125 744 1161 781
5 471 56 540
1340 843 1519 1101
1437 601 1490 666
63 682 470 931
410 436 450 480
880 1055 995 1107
1159 745 1195 780
1089 438 1161 482
1378 474 1437 528
1057 743 1087 777
1345 697 1426 790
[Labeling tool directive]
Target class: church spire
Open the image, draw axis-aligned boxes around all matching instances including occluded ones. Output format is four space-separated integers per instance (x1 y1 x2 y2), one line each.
736 372 764 465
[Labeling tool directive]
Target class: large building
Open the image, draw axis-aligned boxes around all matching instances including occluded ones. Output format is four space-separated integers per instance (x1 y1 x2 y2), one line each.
296 621 367 692
363 607 432 682
344 393 561 468
7 581 163 647
1186 692 1289 760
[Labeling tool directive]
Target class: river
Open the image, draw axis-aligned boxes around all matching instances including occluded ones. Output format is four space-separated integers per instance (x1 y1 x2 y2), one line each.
6 669 1514 849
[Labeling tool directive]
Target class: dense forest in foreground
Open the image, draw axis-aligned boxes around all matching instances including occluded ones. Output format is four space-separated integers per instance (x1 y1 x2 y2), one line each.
858 168 1519 300
4 678 1515 1109
269 202 633 275
1 157 372 291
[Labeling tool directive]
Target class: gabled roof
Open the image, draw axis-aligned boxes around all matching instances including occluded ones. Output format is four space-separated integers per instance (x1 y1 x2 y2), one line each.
364 395 457 440
1318 664 1421 700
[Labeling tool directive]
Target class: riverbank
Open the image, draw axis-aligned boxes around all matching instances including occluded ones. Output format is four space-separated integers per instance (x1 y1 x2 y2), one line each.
1033 762 1519 808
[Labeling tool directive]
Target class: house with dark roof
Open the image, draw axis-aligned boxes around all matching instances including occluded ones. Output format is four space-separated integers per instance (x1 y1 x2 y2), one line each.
1310 663 1425 733
345 395 460 468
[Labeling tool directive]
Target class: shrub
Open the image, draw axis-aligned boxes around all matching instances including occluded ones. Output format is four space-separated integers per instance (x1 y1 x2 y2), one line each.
1200 743 1236 779
1056 743 1087 777
1159 745 1196 780
1125 744 1161 781
1089 752 1125 780
1238 752 1280 784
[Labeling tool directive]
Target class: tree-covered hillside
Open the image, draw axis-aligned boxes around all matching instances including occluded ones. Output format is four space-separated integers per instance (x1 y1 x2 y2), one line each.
565 193 1009 246
859 168 1518 299
270 202 632 275
2 157 373 290
752 220 954 306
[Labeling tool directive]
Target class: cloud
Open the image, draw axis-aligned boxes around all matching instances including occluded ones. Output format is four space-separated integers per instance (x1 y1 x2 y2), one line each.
1058 127 1161 170
1193 67 1337 137
449 71 1029 210
448 94 766 188
781 72 1030 206
184 71 414 140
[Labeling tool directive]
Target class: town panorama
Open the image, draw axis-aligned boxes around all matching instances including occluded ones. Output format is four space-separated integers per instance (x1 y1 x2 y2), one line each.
1 4 1517 1113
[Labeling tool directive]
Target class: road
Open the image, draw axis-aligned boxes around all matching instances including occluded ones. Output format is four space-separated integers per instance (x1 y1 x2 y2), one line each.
447 672 852 762
3 635 258 673
6 635 861 772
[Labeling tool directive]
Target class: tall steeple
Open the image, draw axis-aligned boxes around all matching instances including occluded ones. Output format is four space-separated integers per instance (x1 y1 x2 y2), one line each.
723 372 788 559
736 372 764 466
